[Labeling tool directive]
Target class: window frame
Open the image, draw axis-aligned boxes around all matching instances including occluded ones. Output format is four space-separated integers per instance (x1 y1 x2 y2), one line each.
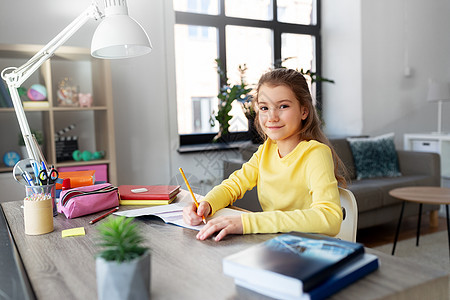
175 0 322 147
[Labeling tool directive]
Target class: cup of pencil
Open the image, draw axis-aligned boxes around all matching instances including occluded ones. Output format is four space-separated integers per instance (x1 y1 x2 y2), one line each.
23 184 55 235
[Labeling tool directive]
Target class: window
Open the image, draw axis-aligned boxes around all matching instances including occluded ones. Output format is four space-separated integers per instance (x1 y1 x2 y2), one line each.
174 0 321 146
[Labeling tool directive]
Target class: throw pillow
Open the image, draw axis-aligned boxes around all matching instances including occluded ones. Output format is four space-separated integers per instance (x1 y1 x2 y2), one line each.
347 133 401 180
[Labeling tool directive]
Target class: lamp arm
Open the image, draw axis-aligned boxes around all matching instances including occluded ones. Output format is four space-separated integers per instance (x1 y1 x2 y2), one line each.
0 3 102 163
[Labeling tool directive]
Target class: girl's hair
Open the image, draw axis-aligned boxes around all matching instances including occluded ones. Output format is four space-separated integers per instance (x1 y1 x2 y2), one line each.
253 68 347 187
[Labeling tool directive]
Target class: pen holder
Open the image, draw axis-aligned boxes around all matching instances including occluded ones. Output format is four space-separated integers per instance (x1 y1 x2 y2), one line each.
24 184 55 235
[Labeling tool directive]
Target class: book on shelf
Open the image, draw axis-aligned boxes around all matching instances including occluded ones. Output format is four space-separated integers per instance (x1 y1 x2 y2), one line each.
118 185 181 200
223 232 365 299
119 194 178 206
22 100 49 109
235 253 379 300
0 89 7 107
0 81 13 107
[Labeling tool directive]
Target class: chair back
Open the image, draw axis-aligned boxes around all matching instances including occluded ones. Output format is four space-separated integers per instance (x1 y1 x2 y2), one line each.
335 187 358 242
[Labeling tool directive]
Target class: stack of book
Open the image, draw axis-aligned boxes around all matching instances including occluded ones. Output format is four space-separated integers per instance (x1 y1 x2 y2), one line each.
223 232 379 300
22 101 50 109
118 185 181 206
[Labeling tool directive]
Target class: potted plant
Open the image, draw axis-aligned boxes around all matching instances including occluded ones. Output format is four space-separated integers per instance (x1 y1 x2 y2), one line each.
95 216 150 300
211 59 252 142
18 129 44 159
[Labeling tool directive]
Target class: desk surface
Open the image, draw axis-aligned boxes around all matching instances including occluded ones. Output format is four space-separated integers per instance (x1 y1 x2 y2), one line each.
1 200 448 300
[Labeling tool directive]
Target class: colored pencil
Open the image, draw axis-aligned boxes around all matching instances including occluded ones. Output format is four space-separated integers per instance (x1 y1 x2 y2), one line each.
179 168 207 224
89 207 119 224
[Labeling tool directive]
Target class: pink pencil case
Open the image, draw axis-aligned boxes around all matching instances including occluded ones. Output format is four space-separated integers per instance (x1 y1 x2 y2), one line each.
58 183 119 219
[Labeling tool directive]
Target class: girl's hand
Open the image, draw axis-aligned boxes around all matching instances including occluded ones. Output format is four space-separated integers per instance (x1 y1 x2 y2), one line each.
196 215 243 242
183 201 211 226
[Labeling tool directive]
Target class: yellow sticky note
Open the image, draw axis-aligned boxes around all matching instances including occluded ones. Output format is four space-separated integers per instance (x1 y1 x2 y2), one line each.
62 227 85 238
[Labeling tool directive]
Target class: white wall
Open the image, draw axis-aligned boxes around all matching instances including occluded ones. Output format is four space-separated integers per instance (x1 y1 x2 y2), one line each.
322 0 363 137
322 0 450 147
2 0 449 197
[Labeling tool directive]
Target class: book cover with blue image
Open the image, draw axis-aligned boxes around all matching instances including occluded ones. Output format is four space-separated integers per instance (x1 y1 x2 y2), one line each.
223 232 365 298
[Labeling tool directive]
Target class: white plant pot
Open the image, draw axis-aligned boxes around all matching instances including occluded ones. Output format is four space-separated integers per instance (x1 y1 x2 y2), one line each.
96 251 151 300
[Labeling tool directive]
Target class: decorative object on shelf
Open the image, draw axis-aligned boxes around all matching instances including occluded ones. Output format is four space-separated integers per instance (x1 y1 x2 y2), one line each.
57 77 79 107
72 150 105 161
426 79 450 134
17 86 29 102
96 216 150 300
78 93 93 107
0 0 152 174
18 129 44 159
211 59 252 142
55 123 78 162
3 151 20 167
27 83 47 101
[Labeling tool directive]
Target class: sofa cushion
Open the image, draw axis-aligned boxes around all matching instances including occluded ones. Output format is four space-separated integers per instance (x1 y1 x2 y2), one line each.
347 133 401 180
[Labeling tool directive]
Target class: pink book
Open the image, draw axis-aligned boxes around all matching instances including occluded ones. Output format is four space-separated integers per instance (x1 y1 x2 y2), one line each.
118 185 181 200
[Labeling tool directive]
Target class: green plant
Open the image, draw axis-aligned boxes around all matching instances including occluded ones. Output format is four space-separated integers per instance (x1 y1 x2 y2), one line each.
96 216 148 263
211 59 252 141
18 129 44 146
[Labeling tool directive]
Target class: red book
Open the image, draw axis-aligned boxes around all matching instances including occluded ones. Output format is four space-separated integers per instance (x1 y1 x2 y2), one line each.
118 185 181 200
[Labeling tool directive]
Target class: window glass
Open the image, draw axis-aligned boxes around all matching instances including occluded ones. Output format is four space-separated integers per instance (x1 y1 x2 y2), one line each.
173 0 219 15
277 0 316 25
225 25 273 132
281 33 315 90
224 0 272 21
175 25 219 134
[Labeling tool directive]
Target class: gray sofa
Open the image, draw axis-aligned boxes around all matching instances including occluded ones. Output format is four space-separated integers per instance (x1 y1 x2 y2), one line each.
223 139 441 229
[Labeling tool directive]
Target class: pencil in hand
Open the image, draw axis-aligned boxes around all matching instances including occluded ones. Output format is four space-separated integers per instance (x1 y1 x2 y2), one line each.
179 168 207 225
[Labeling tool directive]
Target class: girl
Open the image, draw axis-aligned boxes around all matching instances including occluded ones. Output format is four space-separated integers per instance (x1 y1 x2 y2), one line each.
183 68 346 241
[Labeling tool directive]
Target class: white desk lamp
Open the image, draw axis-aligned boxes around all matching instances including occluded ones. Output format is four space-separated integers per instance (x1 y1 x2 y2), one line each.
0 0 151 170
427 80 450 135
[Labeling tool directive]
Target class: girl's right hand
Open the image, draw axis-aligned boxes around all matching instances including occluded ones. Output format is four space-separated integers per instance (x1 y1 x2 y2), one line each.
182 201 211 225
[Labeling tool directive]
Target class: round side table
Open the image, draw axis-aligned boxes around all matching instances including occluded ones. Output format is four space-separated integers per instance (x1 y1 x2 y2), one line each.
389 186 450 258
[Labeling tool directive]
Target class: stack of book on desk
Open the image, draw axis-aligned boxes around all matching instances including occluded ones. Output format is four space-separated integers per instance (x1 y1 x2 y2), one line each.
223 232 379 300
118 185 181 206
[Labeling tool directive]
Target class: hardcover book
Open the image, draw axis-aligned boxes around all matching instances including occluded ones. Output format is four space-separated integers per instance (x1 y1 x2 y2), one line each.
223 232 365 299
118 185 181 200
235 253 379 300
119 194 178 206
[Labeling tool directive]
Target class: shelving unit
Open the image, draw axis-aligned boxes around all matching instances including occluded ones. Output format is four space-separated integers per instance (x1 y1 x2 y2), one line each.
0 44 117 185
404 133 450 187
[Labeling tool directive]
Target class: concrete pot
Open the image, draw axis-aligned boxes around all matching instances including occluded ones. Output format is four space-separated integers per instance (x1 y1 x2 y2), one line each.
96 251 150 300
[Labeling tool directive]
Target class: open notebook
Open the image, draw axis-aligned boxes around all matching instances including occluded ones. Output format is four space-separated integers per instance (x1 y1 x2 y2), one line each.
114 189 245 231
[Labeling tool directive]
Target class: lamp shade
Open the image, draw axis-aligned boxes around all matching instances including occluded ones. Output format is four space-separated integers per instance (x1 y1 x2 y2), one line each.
427 80 450 103
91 0 152 59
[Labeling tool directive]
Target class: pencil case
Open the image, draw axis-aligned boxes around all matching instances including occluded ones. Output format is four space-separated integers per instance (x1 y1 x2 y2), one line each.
58 183 119 219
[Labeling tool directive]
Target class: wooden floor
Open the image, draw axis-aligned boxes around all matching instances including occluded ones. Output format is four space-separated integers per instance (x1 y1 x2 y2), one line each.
357 214 448 248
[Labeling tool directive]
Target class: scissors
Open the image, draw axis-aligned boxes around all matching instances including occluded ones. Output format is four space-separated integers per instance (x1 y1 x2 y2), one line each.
38 165 59 185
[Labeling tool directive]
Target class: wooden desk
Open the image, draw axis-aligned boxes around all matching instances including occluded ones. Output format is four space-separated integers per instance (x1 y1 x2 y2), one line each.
1 200 448 300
